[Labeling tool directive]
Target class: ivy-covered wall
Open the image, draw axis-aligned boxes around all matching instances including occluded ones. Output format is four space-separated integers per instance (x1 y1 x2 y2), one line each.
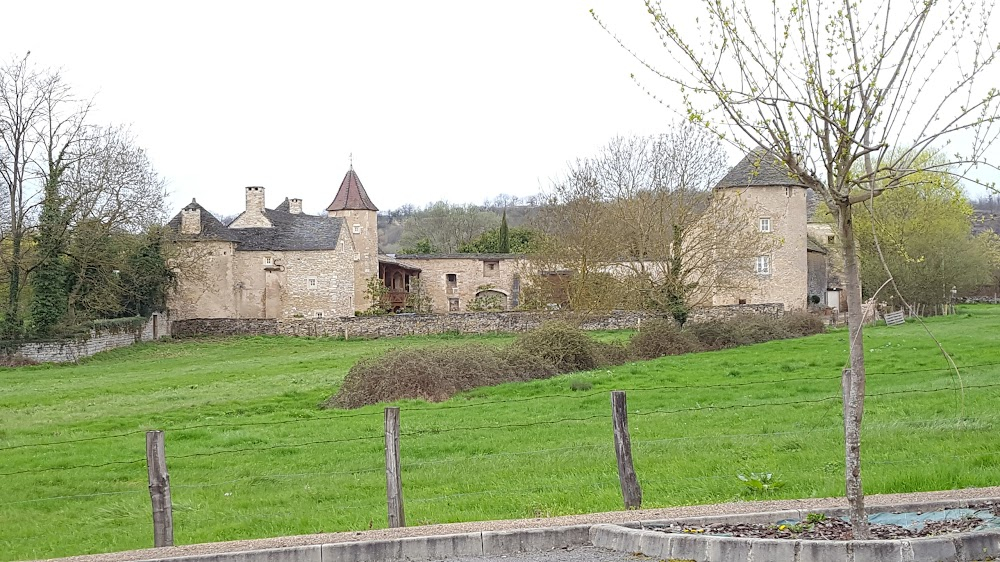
1 313 169 363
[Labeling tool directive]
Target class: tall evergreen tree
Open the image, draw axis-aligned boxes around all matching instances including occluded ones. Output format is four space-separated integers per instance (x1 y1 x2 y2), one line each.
499 210 510 253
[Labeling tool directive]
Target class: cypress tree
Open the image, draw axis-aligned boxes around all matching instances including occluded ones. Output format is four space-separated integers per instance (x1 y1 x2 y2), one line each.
499 210 510 253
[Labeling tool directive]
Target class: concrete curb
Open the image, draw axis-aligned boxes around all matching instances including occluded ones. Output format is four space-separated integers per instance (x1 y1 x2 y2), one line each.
127 498 1000 562
591 499 1000 562
134 525 592 562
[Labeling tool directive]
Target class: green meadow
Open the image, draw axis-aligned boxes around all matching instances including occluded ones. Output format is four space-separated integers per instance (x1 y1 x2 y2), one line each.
2 306 999 561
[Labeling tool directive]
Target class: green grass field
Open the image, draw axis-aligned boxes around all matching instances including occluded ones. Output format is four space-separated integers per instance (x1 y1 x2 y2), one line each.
2 307 1000 561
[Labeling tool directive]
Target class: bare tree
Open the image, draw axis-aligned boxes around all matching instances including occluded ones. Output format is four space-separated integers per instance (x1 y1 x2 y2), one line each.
533 127 773 316
0 54 90 335
596 0 1000 537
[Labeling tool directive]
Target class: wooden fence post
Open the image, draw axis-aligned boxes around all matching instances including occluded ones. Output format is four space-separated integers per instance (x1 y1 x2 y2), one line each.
610 391 642 510
384 407 405 528
145 430 174 547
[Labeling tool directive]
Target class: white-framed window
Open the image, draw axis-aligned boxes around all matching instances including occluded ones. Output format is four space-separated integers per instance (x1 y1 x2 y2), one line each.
756 256 771 275
315 311 324 318
353 224 361 234
354 252 361 261
759 217 771 233
307 276 317 289
263 256 273 265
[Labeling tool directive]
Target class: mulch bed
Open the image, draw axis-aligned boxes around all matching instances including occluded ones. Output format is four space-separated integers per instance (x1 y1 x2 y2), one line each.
649 501 1000 541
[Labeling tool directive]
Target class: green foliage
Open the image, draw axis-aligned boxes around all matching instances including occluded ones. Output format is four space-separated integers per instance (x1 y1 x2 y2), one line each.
499 209 510 253
29 183 70 336
806 512 828 524
569 379 593 391
466 284 505 312
458 226 541 254
117 230 174 318
398 237 438 254
853 154 1000 306
362 275 389 315
738 472 785 496
403 278 433 313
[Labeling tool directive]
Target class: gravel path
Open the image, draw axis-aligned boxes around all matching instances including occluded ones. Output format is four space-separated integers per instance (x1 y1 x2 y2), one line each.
32 486 1000 562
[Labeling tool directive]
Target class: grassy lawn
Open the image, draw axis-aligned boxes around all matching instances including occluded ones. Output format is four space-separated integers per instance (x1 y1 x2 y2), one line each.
2 307 1000 560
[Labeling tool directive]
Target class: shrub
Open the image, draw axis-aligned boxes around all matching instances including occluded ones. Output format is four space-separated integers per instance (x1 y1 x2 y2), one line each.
781 311 826 336
592 340 634 367
327 344 558 409
514 321 603 373
734 315 793 345
628 319 704 360
687 320 747 350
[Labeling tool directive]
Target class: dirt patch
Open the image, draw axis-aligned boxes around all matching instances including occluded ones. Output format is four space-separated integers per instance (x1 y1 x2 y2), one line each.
649 501 1000 540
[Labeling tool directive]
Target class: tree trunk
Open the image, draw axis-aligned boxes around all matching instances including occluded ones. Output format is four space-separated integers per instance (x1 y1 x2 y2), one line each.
838 203 871 539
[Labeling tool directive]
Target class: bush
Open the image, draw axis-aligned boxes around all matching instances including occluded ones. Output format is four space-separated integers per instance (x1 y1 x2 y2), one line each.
687 320 747 350
592 340 634 366
734 315 794 345
327 344 558 409
628 319 704 359
514 321 603 373
781 311 826 337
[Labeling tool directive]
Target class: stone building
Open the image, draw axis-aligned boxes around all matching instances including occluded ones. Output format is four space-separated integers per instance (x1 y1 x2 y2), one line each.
392 254 524 313
711 150 811 311
168 153 821 319
166 172 361 320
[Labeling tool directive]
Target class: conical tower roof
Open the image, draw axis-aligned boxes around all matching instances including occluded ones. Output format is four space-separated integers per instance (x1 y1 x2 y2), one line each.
326 167 378 212
715 149 806 189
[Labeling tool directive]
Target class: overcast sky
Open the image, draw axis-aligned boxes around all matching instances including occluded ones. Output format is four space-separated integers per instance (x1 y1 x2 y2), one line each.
2 1 997 218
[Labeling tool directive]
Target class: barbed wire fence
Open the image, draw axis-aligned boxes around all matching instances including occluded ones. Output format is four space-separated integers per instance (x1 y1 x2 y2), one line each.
2 361 999 550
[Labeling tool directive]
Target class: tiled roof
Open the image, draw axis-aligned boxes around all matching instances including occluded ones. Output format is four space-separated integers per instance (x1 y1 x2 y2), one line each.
378 255 422 271
327 168 378 212
716 149 807 189
165 200 241 242
166 202 345 251
392 253 522 260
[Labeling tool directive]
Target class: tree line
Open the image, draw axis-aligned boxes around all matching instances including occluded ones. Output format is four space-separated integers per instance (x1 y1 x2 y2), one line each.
1 55 171 339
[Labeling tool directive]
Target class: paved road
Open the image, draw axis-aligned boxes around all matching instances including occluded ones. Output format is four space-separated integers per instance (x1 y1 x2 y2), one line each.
429 546 644 562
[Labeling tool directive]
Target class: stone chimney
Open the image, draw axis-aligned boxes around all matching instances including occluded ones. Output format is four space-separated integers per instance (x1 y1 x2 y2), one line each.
289 198 302 214
246 186 265 213
180 199 201 235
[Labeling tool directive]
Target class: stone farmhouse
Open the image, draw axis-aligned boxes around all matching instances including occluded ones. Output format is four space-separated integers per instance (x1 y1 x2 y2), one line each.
166 153 833 320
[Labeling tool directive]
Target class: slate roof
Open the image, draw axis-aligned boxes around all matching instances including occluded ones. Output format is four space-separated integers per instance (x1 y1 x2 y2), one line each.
165 200 241 242
327 168 378 212
166 200 345 251
716 149 807 189
806 237 828 254
392 253 522 260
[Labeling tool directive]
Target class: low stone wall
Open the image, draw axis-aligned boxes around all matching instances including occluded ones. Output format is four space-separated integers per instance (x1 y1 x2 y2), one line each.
2 313 170 364
172 304 784 339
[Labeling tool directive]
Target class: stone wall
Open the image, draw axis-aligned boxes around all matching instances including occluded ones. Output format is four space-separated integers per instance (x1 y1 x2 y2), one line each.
172 303 784 339
3 313 170 364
